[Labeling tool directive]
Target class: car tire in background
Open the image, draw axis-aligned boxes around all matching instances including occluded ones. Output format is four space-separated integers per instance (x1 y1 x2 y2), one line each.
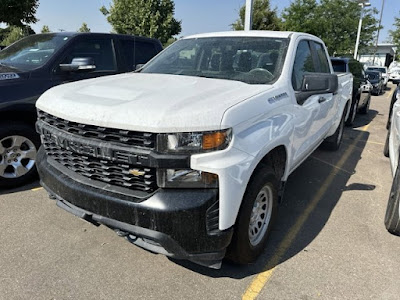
0 122 40 188
384 129 390 157
227 165 278 264
385 163 400 236
359 97 370 115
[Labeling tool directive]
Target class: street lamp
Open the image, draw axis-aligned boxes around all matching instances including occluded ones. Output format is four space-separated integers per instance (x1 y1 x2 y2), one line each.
354 0 371 60
245 0 254 31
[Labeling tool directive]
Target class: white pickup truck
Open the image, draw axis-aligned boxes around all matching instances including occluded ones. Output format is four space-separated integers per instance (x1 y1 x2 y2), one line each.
35 31 352 268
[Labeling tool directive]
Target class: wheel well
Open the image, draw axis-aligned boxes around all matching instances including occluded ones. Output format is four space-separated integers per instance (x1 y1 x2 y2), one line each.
253 146 287 182
0 110 36 126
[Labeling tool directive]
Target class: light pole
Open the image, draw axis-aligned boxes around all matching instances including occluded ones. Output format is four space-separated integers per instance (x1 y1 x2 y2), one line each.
244 0 254 31
372 0 385 65
354 0 371 60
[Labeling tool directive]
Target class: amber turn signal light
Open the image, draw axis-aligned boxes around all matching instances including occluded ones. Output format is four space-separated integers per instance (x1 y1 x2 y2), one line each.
202 131 228 150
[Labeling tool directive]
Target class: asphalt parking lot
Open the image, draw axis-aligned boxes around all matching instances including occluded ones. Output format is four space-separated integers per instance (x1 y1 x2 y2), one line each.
1 83 399 300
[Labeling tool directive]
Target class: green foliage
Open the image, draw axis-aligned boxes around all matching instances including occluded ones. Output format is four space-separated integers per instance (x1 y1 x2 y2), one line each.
100 0 181 44
78 23 91 33
41 25 51 33
389 12 400 58
0 0 39 27
2 26 28 46
282 0 381 56
164 37 177 48
232 0 281 31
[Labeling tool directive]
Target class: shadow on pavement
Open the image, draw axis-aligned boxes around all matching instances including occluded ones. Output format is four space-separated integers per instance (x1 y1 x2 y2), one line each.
170 105 376 279
0 179 40 196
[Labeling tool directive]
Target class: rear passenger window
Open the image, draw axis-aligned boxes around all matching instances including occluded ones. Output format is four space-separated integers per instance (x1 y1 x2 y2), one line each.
135 41 157 65
292 40 315 91
313 42 330 73
120 40 157 71
61 39 116 71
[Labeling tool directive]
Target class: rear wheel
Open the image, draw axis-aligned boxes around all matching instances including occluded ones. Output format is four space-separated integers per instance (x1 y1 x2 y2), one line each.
0 123 40 188
227 166 278 264
321 109 345 151
385 163 400 235
345 97 359 126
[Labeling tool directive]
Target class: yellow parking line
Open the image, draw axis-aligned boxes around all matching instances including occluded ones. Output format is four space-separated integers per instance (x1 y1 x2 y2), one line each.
31 187 43 192
242 124 370 300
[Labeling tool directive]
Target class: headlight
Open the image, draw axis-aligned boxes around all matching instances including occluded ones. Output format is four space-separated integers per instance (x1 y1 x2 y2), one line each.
157 129 232 153
157 169 218 188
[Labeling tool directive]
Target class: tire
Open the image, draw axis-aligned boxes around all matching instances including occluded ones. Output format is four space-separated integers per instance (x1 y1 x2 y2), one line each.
359 96 370 115
321 109 345 151
227 166 278 264
385 164 400 235
384 129 390 157
345 97 359 126
0 122 40 188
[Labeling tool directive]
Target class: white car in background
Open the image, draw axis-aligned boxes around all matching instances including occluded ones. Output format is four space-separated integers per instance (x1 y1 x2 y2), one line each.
367 66 388 88
384 83 400 235
389 67 400 84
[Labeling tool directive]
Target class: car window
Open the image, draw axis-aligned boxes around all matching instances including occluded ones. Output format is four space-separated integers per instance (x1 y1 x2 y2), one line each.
120 40 158 71
331 60 347 73
60 39 116 71
292 40 315 91
135 41 158 65
312 42 330 73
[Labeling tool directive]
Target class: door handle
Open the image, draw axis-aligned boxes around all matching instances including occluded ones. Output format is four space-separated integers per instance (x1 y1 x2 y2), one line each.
318 97 327 103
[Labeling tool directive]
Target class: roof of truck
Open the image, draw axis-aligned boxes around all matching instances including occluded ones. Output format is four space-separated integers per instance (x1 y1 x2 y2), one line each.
183 31 316 40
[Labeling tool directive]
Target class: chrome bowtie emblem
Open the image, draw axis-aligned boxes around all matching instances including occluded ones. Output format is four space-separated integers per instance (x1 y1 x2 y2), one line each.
129 169 145 176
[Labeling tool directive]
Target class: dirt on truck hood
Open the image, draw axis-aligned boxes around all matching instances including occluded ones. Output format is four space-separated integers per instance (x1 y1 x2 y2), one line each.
36 73 272 133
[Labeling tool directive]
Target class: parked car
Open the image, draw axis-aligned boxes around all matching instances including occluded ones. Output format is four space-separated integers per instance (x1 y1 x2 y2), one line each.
365 70 383 95
389 67 400 84
0 32 162 188
331 57 371 125
367 66 388 88
36 31 353 268
383 83 400 235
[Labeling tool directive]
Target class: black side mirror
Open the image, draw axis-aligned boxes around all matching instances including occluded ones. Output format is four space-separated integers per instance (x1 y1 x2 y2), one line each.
59 57 96 72
296 73 338 104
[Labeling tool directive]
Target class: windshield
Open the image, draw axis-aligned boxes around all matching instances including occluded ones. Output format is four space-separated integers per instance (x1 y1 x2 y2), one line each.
0 34 71 71
368 67 386 73
366 71 379 80
141 37 290 84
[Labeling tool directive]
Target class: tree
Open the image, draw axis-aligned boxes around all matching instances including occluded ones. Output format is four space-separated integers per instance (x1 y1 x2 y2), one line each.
0 0 39 27
78 22 91 33
389 12 400 59
2 26 27 46
41 25 51 33
282 0 381 56
232 0 281 31
100 0 181 44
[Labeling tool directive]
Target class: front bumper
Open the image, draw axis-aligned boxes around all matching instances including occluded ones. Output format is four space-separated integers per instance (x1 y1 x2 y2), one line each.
37 147 233 268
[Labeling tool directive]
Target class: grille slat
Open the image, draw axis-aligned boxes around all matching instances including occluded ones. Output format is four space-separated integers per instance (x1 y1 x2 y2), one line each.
38 110 158 195
38 110 156 149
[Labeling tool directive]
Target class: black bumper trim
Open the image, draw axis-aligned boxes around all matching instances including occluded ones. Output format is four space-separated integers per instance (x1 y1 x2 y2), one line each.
37 148 234 268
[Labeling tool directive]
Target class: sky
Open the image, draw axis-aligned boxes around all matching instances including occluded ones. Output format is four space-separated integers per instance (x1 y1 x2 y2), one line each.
26 0 399 43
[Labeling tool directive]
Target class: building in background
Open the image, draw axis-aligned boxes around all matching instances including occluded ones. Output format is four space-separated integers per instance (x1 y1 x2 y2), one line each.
359 43 397 67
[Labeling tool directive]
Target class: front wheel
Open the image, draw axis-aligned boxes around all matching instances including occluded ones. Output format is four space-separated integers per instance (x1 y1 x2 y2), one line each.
384 129 390 157
385 163 400 235
0 123 40 188
227 166 278 264
345 97 359 126
359 96 370 115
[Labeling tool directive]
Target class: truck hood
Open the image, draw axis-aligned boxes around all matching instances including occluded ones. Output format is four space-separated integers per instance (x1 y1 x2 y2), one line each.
36 73 273 132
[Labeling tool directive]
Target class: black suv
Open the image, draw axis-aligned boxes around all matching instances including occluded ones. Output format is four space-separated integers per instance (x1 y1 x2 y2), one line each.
0 33 162 187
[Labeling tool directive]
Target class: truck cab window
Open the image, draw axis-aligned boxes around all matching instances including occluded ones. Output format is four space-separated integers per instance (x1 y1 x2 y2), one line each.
60 39 116 71
313 42 330 73
292 40 315 91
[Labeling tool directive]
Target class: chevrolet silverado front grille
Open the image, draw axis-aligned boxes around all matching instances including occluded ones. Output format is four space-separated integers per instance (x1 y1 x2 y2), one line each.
37 110 156 149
